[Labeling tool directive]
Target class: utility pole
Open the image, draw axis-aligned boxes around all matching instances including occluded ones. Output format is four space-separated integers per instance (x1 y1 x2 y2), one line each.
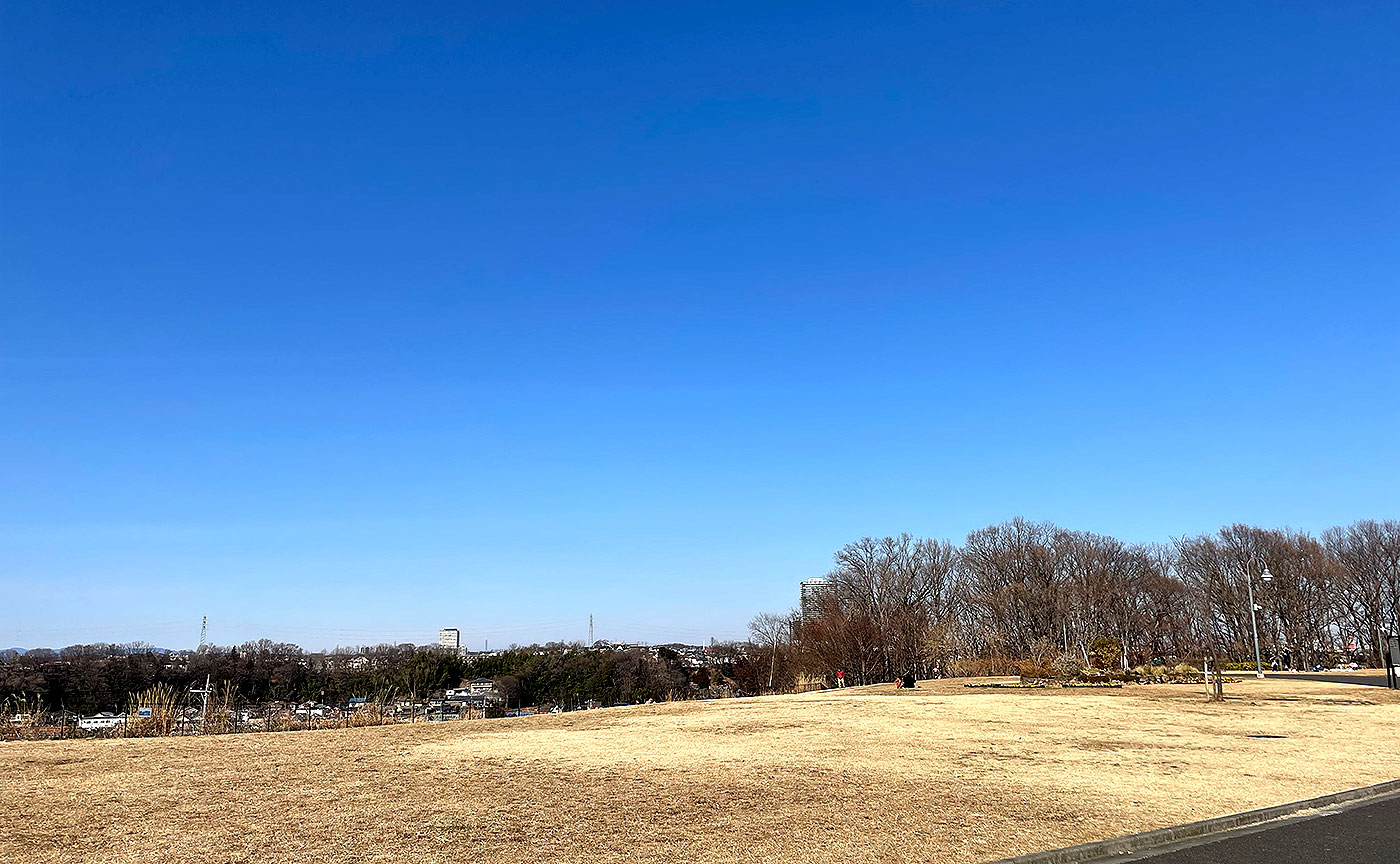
190 674 212 732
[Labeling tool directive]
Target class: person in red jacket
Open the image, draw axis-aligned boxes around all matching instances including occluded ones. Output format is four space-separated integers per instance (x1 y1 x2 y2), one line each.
836 670 846 688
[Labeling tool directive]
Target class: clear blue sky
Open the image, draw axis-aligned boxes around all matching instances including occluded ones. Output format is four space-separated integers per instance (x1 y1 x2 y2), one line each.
2 2 1397 651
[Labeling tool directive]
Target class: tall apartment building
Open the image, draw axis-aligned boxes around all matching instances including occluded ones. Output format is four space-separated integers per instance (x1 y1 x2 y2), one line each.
438 628 460 651
800 578 835 621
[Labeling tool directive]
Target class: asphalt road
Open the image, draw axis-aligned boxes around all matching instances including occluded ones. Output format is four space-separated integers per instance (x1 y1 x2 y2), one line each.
1265 672 1390 687
1121 793 1400 862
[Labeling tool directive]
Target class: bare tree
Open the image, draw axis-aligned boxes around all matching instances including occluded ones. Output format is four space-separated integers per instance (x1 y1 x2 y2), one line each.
1325 520 1400 666
748 612 794 691
820 534 958 681
960 519 1065 657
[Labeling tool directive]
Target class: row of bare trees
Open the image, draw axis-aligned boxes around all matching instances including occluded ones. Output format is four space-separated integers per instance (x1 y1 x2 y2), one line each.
754 518 1400 686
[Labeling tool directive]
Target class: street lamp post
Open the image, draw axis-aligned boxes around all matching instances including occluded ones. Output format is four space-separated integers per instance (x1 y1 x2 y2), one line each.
1246 561 1273 679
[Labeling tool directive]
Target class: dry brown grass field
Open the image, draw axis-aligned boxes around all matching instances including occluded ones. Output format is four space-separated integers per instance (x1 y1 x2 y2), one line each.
5 676 1400 864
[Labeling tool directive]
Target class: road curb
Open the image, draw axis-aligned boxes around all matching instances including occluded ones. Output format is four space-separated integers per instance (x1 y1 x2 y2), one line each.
981 778 1400 864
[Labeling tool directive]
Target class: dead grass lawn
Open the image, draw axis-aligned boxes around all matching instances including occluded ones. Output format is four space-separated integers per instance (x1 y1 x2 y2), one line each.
5 677 1400 864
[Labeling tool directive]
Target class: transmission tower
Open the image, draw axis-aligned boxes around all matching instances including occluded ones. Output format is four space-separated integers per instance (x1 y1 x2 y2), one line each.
589 614 594 646
198 615 207 649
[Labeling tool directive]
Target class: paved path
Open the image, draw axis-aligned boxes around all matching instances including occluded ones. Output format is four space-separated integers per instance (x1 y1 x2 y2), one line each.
1121 793 1400 862
1265 672 1390 687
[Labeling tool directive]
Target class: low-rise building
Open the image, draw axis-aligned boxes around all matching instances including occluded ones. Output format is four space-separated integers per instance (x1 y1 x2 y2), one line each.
445 687 503 710
294 701 327 718
78 712 126 732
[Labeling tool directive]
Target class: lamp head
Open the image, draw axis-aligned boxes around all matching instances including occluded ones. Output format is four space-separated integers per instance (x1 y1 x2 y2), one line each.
1260 566 1273 582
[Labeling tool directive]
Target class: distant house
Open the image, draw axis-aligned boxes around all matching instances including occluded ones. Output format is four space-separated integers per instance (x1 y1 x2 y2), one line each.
468 677 495 695
444 688 502 710
78 712 126 731
294 701 327 718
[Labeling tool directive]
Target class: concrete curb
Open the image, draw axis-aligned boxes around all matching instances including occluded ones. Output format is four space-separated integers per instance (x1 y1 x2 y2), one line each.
981 778 1400 864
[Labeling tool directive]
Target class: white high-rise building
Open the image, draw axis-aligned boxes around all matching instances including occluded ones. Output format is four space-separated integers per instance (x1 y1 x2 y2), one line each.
800 578 835 621
438 628 460 650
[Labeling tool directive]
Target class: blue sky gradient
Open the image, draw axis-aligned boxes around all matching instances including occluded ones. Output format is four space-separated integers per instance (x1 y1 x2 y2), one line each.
3 2 1397 649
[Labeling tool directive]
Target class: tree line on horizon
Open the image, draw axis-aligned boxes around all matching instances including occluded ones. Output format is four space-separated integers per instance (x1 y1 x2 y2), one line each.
750 518 1400 687
0 638 770 717
7 517 1397 714
0 642 467 715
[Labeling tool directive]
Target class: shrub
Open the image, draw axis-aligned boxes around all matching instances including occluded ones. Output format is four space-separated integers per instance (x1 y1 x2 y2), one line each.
946 657 1021 677
965 682 1047 689
1173 663 1199 675
1028 637 1059 668
1018 662 1053 681
1086 636 1121 669
1076 669 1136 683
1052 652 1083 678
791 674 825 693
